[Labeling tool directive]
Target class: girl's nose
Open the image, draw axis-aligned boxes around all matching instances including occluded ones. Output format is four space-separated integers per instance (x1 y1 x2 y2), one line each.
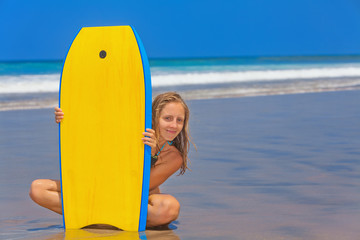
170 120 177 128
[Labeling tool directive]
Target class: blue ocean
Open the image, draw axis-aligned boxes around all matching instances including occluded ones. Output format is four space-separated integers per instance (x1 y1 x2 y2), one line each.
1 56 360 111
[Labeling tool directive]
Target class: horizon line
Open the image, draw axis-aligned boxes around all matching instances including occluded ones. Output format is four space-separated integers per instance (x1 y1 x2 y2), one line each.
2 54 360 63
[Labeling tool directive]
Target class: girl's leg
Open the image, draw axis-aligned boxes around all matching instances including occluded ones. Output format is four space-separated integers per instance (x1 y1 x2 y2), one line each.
147 194 180 227
29 180 180 226
29 179 62 214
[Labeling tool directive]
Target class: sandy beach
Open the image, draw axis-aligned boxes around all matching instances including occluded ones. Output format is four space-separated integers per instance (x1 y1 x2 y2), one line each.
1 90 360 239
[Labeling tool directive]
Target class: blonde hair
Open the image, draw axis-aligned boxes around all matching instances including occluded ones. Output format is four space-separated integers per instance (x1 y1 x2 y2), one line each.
152 92 193 175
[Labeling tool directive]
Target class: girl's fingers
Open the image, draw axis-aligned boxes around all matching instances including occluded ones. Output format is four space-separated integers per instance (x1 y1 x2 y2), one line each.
55 116 63 123
54 107 63 112
143 142 154 148
142 129 156 148
54 108 64 115
142 129 156 139
142 139 156 148
54 107 64 123
142 137 155 144
142 132 154 138
146 128 155 133
54 110 64 115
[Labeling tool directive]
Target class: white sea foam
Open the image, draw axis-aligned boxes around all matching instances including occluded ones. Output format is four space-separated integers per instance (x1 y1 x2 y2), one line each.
151 67 360 86
0 74 60 94
1 66 360 94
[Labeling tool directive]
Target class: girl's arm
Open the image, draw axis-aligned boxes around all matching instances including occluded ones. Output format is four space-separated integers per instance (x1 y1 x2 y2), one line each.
142 129 183 191
148 150 182 191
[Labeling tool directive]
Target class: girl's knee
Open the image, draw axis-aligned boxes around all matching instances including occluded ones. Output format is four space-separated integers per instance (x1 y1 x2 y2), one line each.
29 179 45 203
165 196 180 219
157 195 180 223
148 194 180 226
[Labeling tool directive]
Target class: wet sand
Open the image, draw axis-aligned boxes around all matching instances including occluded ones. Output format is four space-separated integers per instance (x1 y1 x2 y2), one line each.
1 90 360 239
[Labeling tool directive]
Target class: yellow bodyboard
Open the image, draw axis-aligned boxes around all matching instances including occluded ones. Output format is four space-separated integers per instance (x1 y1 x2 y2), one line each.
59 26 151 231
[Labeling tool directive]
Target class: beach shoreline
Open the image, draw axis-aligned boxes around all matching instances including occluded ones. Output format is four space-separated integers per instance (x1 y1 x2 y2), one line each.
2 84 360 112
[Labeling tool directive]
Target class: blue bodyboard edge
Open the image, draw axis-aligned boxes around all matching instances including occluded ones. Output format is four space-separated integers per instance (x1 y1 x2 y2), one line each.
58 27 82 229
131 26 152 232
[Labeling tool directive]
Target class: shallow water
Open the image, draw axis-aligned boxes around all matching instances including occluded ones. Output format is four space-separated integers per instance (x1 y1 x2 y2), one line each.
1 90 360 239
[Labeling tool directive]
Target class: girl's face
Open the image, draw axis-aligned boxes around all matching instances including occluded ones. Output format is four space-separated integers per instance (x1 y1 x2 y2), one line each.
158 102 185 143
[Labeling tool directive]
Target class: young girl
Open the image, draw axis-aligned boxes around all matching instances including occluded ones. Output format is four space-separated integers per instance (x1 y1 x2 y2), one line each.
29 92 192 227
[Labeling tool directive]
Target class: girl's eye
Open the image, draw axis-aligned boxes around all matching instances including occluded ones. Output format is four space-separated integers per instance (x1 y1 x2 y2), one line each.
177 118 184 123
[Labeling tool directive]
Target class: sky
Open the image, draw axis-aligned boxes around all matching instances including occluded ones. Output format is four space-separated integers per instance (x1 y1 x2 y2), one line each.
1 0 360 61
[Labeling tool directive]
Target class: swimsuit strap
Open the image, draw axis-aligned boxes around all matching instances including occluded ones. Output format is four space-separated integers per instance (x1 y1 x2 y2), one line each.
155 141 173 157
151 141 173 166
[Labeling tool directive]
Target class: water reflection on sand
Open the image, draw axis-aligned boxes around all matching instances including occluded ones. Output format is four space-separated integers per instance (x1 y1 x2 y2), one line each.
39 227 180 240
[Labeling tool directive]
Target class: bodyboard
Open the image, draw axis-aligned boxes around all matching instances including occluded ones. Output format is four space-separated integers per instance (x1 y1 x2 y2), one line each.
59 26 151 231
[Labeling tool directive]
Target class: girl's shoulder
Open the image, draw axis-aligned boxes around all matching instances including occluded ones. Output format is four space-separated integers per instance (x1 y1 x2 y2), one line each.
160 145 183 168
167 145 182 157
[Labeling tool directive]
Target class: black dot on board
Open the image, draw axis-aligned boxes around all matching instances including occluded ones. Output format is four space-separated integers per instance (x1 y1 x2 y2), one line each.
99 50 107 59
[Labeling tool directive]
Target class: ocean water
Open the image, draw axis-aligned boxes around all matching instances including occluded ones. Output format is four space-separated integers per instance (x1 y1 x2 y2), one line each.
1 56 360 111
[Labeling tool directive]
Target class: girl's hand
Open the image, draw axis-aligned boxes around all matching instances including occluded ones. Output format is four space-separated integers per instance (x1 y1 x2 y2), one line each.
142 129 157 155
54 107 64 123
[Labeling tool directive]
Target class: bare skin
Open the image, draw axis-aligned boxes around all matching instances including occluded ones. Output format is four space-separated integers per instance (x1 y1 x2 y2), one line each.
30 104 185 227
29 179 62 214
